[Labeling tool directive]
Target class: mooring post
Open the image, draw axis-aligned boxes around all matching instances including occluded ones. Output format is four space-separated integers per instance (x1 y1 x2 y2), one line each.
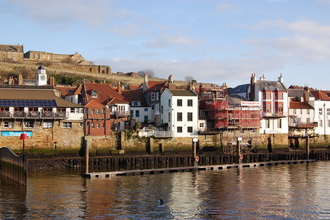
306 135 310 160
192 138 198 166
84 139 89 174
237 137 242 164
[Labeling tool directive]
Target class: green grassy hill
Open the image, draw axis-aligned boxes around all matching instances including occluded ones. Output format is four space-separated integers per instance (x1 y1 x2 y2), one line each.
0 61 183 87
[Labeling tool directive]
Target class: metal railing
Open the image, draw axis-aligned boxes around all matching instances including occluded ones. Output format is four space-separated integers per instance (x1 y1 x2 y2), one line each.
0 147 27 186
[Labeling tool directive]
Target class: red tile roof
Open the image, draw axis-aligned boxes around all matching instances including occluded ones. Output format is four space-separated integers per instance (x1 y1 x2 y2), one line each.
290 102 314 109
85 99 106 108
310 90 330 101
83 83 127 105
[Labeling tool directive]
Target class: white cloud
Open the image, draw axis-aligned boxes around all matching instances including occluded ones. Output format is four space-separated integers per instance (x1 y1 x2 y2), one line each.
5 0 111 28
145 34 202 48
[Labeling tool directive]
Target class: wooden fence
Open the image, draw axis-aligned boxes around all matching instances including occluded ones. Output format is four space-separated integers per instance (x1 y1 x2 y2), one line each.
0 147 27 186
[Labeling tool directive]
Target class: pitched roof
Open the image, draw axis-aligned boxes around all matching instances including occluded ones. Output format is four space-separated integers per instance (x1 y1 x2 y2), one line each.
229 84 249 94
290 102 314 109
167 89 197 96
0 87 81 108
83 83 127 105
256 80 286 92
55 86 76 97
310 90 330 101
121 90 149 107
0 44 23 52
107 97 129 105
85 100 106 108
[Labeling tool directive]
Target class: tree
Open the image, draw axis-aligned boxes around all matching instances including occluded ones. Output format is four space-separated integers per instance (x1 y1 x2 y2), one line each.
185 75 195 82
137 69 155 78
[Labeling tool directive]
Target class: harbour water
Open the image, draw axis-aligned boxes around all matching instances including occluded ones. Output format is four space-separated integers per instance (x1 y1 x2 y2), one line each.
1 161 330 219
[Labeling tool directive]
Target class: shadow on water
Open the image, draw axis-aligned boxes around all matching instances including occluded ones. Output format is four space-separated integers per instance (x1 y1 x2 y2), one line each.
0 176 27 219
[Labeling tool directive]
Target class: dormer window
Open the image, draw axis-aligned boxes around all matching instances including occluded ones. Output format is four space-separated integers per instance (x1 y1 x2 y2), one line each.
91 89 98 98
132 101 141 106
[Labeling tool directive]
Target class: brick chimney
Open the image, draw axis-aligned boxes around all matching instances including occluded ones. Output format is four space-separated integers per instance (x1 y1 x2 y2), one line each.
250 73 256 101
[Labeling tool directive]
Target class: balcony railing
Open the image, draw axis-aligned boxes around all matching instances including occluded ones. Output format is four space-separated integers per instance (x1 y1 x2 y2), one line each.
263 112 287 118
115 110 130 117
0 111 68 119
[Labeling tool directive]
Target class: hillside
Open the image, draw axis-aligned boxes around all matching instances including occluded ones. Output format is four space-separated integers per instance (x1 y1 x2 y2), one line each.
0 61 191 88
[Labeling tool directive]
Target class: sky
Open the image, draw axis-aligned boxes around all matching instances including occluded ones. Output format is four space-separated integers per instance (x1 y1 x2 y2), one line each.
1 0 330 89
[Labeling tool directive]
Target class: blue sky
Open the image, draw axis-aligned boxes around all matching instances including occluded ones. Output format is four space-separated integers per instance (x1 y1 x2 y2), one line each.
1 0 330 89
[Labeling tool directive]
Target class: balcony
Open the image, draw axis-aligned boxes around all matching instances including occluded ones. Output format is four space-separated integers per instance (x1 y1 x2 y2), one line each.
115 110 130 118
263 112 287 118
0 111 68 119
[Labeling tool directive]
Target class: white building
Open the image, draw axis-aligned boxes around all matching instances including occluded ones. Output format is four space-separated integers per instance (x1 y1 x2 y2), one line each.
160 89 199 137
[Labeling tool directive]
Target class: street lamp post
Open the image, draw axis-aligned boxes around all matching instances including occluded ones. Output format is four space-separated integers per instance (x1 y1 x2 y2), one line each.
20 132 28 154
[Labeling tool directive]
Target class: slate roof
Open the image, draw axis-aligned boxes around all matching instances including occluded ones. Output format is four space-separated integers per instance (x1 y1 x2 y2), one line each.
287 88 314 99
229 84 249 94
121 90 149 107
256 80 286 92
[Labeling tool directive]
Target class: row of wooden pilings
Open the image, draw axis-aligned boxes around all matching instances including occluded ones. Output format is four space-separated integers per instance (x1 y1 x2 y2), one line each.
0 147 27 186
61 151 330 172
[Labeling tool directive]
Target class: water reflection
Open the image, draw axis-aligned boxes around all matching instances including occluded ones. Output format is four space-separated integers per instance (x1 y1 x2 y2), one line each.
1 162 330 219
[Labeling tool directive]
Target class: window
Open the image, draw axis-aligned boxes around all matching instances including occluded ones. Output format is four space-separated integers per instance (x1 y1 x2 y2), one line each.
319 108 323 115
96 109 100 114
144 116 148 122
168 113 171 122
43 122 53 128
187 112 193 121
144 108 148 112
188 99 193 106
25 121 34 128
187 126 193 133
177 126 182 133
293 109 296 114
177 99 182 106
320 120 323 127
168 99 171 107
87 122 90 127
91 123 94 128
277 119 282 128
151 104 155 110
91 109 95 114
4 122 13 128
135 110 140 117
307 109 310 115
97 123 100 128
84 109 88 114
102 109 106 114
306 118 310 124
177 112 182 121
266 119 270 128
133 101 139 106
130 110 134 117
199 123 204 128
151 92 155 101
300 109 303 114
328 120 330 127
63 122 72 128
327 108 330 116
266 103 271 112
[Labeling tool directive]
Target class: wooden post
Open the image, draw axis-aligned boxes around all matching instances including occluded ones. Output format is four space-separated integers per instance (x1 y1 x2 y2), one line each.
306 135 310 159
84 139 89 174
237 137 242 164
192 138 198 166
